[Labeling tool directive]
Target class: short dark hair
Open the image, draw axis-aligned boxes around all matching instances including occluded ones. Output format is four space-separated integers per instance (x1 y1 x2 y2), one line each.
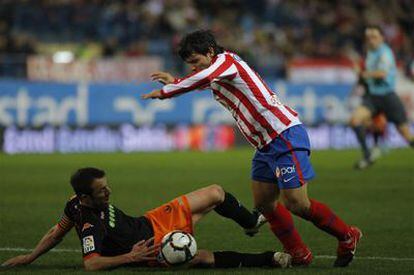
178 30 224 60
70 167 105 196
365 25 384 36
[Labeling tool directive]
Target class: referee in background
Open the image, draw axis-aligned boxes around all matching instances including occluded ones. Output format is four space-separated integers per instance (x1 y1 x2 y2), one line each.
350 25 414 169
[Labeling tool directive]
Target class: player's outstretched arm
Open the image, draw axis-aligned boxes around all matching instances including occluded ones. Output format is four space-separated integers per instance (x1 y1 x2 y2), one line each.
142 54 233 100
141 89 163 100
361 70 387 79
83 237 158 271
1 224 70 268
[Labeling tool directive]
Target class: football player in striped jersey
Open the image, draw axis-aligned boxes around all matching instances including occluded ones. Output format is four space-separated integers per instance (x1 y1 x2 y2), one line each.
143 30 362 267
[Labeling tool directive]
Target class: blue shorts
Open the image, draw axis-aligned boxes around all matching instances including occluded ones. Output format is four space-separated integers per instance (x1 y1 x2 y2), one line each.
251 124 315 189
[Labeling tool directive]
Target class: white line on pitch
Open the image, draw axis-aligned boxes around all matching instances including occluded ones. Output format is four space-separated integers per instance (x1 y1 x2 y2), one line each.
1 248 414 262
314 255 414 261
0 247 79 253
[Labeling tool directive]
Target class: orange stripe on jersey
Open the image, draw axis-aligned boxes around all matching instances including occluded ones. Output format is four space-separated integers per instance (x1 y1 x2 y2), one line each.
83 253 100 261
57 223 64 230
58 220 71 226
60 216 71 223
59 218 70 224
58 214 74 231
57 222 73 231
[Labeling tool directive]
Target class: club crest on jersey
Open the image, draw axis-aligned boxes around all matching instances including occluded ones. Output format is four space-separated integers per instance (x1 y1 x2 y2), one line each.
82 223 94 232
83 235 95 253
270 95 282 106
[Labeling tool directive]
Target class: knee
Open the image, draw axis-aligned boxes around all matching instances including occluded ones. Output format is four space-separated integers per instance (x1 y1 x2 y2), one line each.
349 116 361 128
190 250 214 267
349 119 357 128
397 124 412 140
255 200 276 215
284 197 310 217
252 183 279 214
208 184 225 204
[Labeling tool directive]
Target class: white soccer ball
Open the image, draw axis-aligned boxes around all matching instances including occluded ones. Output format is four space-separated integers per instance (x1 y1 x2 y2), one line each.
160 231 197 265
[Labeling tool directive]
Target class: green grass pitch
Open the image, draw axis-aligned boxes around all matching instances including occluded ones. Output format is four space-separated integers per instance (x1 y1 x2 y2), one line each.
1 148 413 274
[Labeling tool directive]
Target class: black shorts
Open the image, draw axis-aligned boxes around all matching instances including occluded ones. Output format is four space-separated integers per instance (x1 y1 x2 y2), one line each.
362 92 408 125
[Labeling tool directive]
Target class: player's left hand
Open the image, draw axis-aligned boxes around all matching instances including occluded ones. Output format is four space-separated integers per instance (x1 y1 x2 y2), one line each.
128 237 159 263
350 58 361 75
141 89 163 100
151 71 175 84
1 254 33 268
353 64 361 75
360 71 371 79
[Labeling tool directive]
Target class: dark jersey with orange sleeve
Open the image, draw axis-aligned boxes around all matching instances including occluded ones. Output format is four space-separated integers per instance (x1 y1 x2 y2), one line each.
57 196 153 260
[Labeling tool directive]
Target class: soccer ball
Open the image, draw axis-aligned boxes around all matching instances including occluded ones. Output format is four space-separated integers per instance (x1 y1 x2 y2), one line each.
160 231 197 265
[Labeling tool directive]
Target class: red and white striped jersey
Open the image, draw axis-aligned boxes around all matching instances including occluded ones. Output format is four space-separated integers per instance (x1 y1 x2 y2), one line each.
160 51 301 149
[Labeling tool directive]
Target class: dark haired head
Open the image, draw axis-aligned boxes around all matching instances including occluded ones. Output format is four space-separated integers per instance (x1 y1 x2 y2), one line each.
365 25 384 36
178 30 224 60
70 167 105 196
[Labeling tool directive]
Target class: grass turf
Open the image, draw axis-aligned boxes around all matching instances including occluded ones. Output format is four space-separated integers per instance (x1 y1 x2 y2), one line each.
0 148 413 274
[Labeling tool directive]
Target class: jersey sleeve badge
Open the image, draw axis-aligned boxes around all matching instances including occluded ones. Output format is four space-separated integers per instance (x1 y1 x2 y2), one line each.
83 235 95 253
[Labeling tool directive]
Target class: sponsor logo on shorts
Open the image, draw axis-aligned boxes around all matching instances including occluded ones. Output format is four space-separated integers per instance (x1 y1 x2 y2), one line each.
83 235 95 253
283 176 296 183
280 166 295 175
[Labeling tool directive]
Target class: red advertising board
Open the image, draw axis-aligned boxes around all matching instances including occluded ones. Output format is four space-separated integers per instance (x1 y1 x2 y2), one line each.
27 56 163 82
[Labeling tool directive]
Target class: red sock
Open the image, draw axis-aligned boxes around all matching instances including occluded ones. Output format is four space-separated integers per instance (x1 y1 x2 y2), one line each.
263 203 306 252
304 199 350 241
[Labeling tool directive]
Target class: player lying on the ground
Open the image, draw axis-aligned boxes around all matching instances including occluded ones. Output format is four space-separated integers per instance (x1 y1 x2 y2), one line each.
142 30 362 267
1 167 291 271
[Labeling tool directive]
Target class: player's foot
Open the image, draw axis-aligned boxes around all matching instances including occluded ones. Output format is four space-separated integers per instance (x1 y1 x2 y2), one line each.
334 226 363 267
370 146 382 161
354 157 373 170
244 209 267 237
354 147 385 170
272 252 292 268
288 246 313 266
409 139 414 148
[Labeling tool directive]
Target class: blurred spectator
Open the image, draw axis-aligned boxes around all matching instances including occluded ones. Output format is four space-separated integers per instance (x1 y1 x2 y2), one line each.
0 0 413 79
102 37 119 57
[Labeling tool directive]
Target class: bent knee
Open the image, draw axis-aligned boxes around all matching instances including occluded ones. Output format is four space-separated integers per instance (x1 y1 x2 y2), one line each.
350 115 365 127
349 117 360 127
255 200 277 214
350 107 372 127
207 184 225 204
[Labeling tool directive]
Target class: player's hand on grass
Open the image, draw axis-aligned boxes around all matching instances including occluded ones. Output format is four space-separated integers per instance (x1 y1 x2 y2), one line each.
151 71 175 84
128 237 159 263
2 254 34 268
141 89 163 100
